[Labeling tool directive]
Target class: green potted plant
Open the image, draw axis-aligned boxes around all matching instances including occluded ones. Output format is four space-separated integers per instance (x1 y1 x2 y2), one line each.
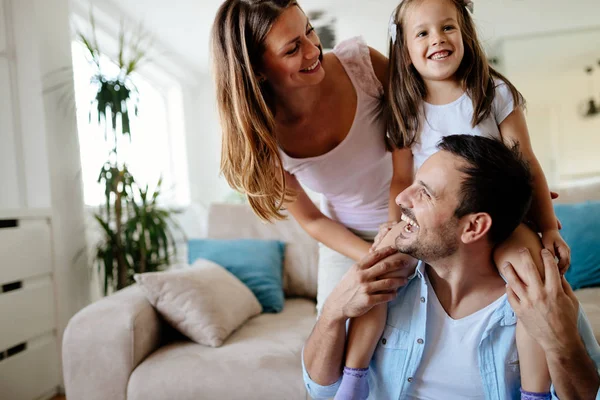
78 13 183 295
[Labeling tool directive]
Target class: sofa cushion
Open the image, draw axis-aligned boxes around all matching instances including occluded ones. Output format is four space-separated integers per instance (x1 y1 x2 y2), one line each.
134 260 262 347
188 238 285 313
206 203 319 300
126 298 317 400
554 201 600 290
575 287 600 343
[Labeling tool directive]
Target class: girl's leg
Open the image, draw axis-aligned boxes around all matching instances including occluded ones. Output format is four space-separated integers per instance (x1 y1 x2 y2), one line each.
346 303 387 368
316 243 355 315
494 224 551 396
335 304 387 400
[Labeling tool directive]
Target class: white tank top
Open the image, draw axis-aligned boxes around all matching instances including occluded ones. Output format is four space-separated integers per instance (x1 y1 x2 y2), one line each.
406 280 506 400
278 37 392 232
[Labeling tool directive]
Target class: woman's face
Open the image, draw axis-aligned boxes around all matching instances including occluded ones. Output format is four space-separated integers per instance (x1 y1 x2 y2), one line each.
261 6 324 91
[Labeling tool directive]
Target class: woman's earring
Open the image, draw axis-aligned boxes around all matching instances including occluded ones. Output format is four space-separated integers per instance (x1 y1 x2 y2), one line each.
258 76 266 83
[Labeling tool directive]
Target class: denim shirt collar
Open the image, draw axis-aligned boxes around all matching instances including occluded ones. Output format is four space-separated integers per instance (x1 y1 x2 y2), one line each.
412 260 518 328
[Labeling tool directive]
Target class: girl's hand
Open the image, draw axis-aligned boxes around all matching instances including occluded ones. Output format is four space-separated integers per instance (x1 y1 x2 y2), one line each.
369 221 398 253
541 229 570 274
550 191 563 230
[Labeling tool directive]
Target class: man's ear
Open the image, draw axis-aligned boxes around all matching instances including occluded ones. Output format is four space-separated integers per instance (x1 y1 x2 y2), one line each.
460 212 492 244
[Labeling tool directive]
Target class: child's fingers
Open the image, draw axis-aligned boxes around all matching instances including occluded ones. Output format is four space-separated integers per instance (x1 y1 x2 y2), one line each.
542 237 556 258
556 243 571 272
541 249 561 291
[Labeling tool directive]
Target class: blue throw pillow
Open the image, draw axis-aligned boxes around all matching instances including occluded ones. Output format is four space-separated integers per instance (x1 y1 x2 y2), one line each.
187 239 286 313
554 201 600 290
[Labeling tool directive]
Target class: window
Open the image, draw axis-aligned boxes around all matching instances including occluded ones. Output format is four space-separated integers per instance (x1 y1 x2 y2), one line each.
71 40 190 207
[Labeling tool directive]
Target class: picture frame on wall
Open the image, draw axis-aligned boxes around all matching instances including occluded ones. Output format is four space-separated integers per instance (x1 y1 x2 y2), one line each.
307 10 336 51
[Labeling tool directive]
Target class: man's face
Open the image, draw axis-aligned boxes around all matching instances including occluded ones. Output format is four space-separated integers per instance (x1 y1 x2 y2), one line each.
392 151 465 261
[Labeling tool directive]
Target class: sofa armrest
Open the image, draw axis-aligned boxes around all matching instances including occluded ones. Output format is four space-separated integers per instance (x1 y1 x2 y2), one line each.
62 285 163 400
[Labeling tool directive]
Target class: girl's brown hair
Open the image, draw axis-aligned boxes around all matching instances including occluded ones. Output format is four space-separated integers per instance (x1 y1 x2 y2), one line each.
385 0 524 148
211 0 298 221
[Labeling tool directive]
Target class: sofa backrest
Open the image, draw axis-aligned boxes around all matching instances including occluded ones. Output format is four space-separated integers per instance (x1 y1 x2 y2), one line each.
552 179 600 204
207 203 318 300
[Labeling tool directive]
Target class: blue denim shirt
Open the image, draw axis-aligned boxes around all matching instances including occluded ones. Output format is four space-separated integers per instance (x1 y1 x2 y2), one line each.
303 261 600 399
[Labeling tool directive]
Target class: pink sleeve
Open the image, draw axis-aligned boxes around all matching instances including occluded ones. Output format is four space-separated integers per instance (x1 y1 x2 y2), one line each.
332 36 384 99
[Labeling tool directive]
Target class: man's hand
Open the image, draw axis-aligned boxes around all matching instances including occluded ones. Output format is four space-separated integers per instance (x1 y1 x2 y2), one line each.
321 247 414 323
502 248 579 353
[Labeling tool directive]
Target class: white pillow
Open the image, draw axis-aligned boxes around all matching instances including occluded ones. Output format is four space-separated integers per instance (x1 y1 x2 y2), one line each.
134 259 262 347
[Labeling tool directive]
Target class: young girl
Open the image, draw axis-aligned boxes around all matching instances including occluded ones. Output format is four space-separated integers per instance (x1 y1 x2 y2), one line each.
338 0 571 399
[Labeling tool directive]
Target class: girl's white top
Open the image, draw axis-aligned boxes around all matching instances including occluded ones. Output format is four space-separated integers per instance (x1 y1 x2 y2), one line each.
412 81 516 170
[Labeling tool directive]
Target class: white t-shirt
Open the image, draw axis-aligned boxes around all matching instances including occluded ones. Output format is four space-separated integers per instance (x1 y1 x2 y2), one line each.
406 280 507 400
412 81 516 171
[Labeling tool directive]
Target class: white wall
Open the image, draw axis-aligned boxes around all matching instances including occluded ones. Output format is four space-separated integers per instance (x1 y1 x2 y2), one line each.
501 28 600 184
183 75 231 207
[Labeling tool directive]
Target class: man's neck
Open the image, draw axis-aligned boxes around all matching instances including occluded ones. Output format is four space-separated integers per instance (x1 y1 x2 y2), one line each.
426 246 506 320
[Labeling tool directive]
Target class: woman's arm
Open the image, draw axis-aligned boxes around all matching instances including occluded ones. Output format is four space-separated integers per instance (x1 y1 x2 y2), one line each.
284 172 370 261
389 148 413 221
499 107 570 269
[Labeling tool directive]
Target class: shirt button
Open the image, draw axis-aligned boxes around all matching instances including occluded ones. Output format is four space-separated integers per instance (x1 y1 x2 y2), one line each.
382 338 387 345
420 297 426 303
417 338 424 344
407 377 413 383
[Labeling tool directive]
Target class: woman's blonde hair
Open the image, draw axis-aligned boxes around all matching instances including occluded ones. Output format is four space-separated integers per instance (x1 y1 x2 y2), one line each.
385 0 524 148
211 0 298 221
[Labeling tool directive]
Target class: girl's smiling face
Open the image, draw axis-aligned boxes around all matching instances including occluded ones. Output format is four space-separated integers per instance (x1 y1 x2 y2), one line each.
404 0 465 84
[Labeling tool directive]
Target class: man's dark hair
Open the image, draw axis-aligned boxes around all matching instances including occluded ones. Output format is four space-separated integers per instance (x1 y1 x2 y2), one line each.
437 135 533 244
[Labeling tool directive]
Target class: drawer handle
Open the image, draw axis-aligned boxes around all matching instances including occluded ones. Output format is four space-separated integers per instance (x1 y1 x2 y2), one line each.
0 219 18 229
0 342 27 363
6 342 27 357
1 281 22 293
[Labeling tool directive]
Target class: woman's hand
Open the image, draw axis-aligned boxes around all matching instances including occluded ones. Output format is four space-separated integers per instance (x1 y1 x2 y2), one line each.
370 221 398 253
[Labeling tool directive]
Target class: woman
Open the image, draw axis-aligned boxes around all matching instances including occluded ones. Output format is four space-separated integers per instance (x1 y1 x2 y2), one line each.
211 0 413 312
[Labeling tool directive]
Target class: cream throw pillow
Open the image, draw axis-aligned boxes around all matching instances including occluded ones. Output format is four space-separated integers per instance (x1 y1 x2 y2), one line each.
134 259 262 347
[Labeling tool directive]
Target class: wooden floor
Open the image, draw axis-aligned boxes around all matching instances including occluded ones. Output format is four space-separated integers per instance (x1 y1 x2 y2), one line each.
51 396 66 400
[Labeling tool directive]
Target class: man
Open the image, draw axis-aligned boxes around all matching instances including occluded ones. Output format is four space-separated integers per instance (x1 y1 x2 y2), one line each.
303 135 600 399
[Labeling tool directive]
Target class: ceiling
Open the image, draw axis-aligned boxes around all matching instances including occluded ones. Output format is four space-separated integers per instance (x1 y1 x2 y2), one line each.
82 0 336 73
78 0 600 75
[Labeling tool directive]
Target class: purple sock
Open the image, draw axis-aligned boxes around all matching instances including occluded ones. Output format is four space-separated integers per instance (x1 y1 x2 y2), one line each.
520 389 551 400
334 367 369 400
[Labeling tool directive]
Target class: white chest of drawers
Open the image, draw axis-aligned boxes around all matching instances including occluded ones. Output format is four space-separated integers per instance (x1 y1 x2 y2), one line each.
0 210 61 400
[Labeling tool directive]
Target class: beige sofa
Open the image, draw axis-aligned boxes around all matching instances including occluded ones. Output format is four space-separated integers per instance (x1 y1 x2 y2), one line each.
62 183 600 400
62 203 319 400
